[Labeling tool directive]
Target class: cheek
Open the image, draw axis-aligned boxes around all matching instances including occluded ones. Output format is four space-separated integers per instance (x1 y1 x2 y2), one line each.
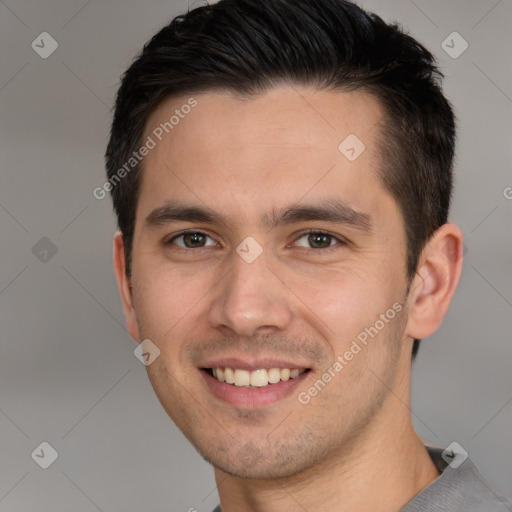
132 263 207 341
288 265 396 345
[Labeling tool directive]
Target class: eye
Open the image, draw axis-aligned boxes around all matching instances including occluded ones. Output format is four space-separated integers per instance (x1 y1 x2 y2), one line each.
167 230 217 249
292 230 345 250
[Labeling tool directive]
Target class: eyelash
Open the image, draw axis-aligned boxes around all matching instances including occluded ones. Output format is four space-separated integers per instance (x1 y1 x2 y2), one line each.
165 229 346 252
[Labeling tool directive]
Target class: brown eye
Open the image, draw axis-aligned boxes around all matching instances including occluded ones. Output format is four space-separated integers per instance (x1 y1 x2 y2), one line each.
294 231 342 249
183 232 207 248
308 233 333 248
168 231 216 249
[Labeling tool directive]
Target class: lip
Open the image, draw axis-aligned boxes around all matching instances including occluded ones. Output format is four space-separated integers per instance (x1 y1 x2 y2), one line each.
200 368 311 408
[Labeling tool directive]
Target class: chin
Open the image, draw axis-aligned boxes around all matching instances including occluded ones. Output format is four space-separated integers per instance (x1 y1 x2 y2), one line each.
195 440 322 480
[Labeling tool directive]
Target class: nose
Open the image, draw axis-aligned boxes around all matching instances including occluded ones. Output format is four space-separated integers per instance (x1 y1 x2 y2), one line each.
207 249 293 338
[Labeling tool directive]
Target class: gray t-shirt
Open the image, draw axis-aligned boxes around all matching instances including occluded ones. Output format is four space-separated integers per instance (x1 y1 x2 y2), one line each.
211 446 512 512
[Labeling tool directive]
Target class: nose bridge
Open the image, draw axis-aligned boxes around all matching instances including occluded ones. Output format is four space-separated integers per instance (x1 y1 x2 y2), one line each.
207 246 292 337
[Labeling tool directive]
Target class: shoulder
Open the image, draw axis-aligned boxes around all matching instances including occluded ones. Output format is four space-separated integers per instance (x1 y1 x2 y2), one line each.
401 446 512 512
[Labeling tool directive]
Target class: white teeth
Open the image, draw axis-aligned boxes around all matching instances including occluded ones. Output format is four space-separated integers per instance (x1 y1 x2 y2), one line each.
211 367 307 387
224 367 235 384
234 369 251 387
250 369 268 387
268 368 281 383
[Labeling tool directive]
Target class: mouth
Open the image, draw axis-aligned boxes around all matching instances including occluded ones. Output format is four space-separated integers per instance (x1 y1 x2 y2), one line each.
203 367 310 388
199 364 312 408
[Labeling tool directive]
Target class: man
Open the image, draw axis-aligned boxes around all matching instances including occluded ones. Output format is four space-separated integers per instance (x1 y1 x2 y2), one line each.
105 0 511 510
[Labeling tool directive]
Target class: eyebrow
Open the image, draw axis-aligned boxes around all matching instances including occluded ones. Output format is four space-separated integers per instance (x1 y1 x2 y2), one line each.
143 202 230 231
143 198 373 234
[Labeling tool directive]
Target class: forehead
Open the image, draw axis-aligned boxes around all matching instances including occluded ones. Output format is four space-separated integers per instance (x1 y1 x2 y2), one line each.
137 86 394 229
144 85 383 155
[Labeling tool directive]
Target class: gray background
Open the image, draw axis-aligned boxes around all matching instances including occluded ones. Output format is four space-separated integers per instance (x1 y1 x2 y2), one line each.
1 0 511 510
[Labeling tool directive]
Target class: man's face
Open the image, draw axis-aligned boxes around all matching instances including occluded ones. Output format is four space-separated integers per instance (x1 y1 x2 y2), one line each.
124 86 414 479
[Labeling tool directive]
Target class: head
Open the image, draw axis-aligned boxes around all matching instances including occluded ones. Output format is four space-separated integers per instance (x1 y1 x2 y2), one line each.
106 0 463 479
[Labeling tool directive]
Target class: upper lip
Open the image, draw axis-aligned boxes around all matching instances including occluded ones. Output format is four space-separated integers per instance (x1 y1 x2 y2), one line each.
200 357 311 372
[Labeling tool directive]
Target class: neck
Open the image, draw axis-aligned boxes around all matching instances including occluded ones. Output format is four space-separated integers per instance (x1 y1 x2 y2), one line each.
214 390 440 512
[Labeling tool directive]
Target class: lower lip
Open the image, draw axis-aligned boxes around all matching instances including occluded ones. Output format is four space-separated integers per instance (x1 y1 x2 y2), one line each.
200 369 310 408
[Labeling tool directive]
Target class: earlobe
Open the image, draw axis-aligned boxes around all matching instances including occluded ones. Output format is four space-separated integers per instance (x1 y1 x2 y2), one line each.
113 231 141 342
405 224 464 341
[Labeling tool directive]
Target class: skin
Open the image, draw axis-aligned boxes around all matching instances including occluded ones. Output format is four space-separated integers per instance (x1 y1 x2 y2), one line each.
113 85 464 512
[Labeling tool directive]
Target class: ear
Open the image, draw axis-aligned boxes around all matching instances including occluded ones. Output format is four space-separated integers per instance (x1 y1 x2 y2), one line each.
113 231 141 342
405 224 464 340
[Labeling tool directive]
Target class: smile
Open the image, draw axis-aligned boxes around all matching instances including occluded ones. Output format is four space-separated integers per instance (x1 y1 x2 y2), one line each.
206 367 308 388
